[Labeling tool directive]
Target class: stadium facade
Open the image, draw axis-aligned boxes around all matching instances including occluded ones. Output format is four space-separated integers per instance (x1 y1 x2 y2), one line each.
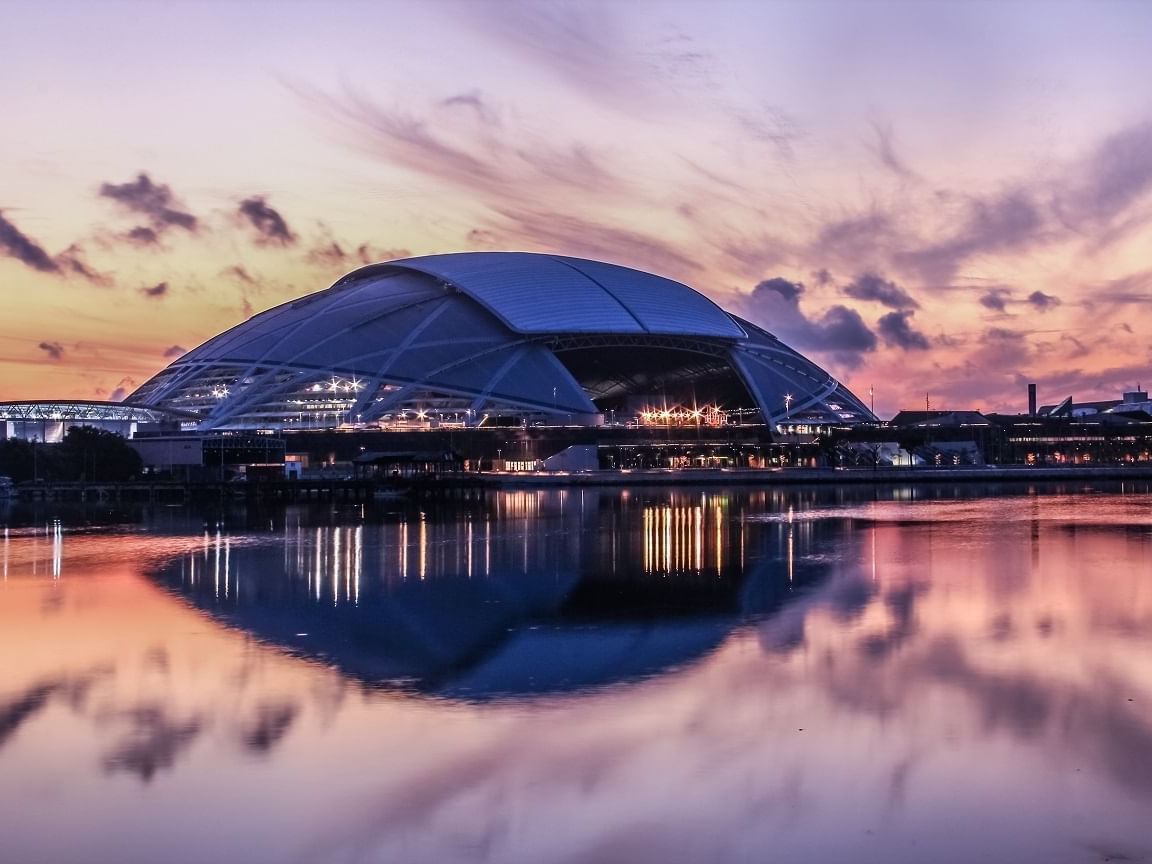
127 252 875 433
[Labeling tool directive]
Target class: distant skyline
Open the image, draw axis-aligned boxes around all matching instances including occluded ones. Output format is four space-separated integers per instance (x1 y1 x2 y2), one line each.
3 0 1152 414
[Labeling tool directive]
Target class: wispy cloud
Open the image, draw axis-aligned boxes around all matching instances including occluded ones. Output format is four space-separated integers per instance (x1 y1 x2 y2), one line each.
895 189 1045 285
222 265 257 286
440 89 500 125
140 281 169 299
162 345 187 359
463 1 712 112
1056 121 1152 229
305 226 409 269
302 86 703 278
867 119 917 180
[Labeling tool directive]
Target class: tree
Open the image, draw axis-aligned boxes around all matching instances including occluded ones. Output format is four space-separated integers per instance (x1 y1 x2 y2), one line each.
58 426 142 481
0 438 39 483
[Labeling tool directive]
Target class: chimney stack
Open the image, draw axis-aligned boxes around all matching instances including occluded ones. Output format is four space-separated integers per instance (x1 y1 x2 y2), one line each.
1028 383 1037 416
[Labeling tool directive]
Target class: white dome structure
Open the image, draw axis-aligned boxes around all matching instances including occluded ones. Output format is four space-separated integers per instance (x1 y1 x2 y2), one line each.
128 252 874 430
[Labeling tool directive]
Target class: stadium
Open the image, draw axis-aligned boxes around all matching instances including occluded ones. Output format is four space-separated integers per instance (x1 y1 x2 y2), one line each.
127 252 874 433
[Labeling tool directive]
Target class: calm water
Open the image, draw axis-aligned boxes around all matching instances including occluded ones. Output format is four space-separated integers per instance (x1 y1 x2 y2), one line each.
1 484 1151 864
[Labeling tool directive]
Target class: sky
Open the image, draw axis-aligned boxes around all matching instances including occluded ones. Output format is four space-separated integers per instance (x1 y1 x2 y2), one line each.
2 0 1152 415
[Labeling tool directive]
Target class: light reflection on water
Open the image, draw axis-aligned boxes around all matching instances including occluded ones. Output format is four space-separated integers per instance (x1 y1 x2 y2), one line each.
0 484 1151 864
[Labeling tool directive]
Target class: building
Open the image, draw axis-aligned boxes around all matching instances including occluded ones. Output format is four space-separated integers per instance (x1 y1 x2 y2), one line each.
0 400 192 443
127 252 875 433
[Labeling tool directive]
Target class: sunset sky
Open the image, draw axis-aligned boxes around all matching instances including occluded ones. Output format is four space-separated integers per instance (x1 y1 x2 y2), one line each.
3 0 1152 415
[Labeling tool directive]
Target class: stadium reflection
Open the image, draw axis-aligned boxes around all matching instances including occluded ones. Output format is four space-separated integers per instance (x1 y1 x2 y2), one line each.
148 489 854 698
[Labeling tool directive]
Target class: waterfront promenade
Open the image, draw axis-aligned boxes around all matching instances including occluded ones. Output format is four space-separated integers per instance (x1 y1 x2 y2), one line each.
9 464 1152 503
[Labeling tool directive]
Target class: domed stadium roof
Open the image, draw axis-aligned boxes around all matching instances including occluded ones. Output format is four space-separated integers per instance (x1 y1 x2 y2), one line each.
128 252 874 430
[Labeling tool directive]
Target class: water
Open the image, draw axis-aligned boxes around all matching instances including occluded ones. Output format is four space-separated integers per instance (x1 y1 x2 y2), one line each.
1 484 1150 864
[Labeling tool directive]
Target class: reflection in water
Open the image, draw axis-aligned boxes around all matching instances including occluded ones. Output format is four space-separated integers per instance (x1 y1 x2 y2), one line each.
1 485 1151 864
149 490 843 697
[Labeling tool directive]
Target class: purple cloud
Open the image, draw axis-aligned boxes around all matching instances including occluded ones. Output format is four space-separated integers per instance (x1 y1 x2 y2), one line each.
99 173 198 235
237 196 296 246
877 310 930 350
0 211 59 273
842 272 918 309
746 276 877 366
1027 290 1060 311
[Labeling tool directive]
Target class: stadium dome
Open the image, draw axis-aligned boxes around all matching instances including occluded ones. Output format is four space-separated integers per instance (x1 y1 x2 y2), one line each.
128 252 874 430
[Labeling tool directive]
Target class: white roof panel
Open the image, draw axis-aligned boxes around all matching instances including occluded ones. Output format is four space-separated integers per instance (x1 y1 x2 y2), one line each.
389 253 745 339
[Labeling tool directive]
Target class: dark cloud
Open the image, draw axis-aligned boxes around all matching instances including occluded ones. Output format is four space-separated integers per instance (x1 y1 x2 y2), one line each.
1027 290 1060 311
38 341 65 360
979 289 1012 312
747 277 877 365
126 225 159 246
877 310 930 350
163 345 187 359
237 196 296 246
756 276 804 303
99 173 198 235
842 273 918 309
140 281 168 298
815 306 879 353
0 210 60 273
